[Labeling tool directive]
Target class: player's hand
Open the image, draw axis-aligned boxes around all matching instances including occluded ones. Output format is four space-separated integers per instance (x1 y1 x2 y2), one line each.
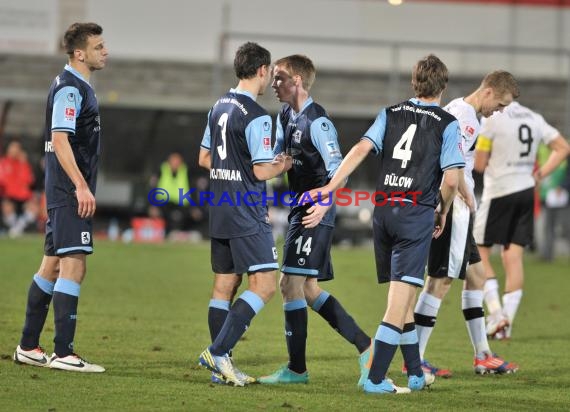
272 152 293 173
433 210 446 238
75 186 96 218
533 169 543 186
302 203 331 228
306 186 330 203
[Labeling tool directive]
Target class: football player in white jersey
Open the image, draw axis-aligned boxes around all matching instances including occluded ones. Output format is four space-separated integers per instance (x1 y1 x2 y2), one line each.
474 102 570 340
412 71 520 377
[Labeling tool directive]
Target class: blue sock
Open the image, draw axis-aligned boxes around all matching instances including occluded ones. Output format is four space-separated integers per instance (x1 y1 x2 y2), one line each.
208 299 230 343
20 274 54 350
53 278 80 357
210 291 264 356
284 300 308 374
312 292 370 353
368 322 402 384
400 322 422 377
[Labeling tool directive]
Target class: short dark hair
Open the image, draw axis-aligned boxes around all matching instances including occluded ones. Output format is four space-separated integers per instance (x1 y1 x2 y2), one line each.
63 22 103 56
233 42 271 80
481 70 520 99
412 54 449 98
273 54 316 91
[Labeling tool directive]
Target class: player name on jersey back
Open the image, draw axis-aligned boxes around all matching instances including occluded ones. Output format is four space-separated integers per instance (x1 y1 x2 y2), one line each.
210 168 242 181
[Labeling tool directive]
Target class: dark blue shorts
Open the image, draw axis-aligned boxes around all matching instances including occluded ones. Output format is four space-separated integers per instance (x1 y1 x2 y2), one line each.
44 205 94 257
211 230 279 275
373 203 434 287
282 221 334 281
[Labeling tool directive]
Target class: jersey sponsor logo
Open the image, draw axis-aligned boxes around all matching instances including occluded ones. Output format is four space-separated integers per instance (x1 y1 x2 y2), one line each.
81 232 91 245
263 137 271 150
293 130 302 144
210 168 242 181
65 107 75 121
326 141 341 157
384 173 414 189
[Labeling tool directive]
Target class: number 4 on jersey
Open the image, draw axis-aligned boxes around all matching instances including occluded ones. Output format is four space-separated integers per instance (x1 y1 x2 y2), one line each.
393 124 417 168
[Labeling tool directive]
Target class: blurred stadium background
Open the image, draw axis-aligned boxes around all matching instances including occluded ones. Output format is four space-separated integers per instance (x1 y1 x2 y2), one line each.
1 0 569 253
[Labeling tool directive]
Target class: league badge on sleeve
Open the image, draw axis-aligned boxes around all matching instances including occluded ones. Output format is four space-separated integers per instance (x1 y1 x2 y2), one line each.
263 137 271 151
65 107 75 121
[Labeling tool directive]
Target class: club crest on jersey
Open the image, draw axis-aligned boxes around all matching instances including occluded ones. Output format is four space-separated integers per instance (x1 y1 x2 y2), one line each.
65 107 75 121
293 130 302 144
81 232 90 245
321 122 329 131
263 121 271 131
67 93 75 101
263 137 271 150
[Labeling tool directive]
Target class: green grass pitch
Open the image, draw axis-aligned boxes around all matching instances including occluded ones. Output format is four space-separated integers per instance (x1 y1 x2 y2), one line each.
1 236 569 411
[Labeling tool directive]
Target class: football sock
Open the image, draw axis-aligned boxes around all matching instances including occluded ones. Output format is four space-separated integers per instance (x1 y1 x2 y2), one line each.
208 299 230 342
53 278 80 357
462 290 490 356
311 291 371 354
368 322 401 384
484 278 502 316
284 300 308 374
210 290 264 356
400 322 422 377
502 289 523 331
414 292 441 359
20 274 54 350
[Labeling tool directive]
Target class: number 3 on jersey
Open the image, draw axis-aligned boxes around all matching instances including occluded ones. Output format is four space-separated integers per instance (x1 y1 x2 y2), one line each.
393 124 417 168
295 235 312 256
217 113 228 160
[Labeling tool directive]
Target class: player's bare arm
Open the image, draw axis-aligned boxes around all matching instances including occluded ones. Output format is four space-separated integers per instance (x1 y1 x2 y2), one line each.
253 152 292 181
198 148 211 171
308 139 373 202
434 167 459 238
52 131 95 218
534 135 570 184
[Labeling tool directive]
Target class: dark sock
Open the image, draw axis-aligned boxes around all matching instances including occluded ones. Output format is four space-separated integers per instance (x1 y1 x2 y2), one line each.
284 300 308 374
400 322 422 377
368 322 401 384
20 275 54 350
208 299 230 342
52 279 80 357
313 292 370 353
210 291 263 356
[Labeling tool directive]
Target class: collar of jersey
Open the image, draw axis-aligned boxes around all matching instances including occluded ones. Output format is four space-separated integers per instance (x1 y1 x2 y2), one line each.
409 97 439 107
64 64 90 86
290 96 314 120
230 88 256 101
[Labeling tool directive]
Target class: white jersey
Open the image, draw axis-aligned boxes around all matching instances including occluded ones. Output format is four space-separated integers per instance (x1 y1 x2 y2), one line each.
479 101 559 201
444 97 479 207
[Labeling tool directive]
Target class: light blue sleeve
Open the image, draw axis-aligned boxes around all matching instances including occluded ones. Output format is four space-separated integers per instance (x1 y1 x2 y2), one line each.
246 114 274 164
361 109 386 154
440 120 465 170
273 114 284 155
200 110 211 150
51 86 82 134
310 117 342 178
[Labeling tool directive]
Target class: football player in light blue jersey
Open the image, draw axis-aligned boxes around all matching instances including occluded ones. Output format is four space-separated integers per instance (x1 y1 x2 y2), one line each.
197 42 292 386
310 55 463 394
257 55 372 386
